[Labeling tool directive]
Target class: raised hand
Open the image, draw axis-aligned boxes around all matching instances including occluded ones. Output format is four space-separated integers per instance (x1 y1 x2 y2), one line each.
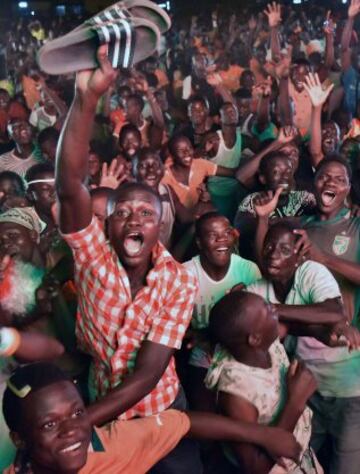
264 2 281 28
276 126 298 145
252 76 272 98
323 11 336 36
100 159 127 190
302 73 334 108
348 0 360 19
293 228 325 263
254 188 283 218
76 45 118 102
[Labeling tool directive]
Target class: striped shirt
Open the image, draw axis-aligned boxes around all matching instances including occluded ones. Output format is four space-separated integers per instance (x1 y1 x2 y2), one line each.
0 148 43 178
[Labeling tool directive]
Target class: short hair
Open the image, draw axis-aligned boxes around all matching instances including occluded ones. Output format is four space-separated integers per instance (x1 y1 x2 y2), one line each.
314 154 352 181
195 211 227 238
265 220 301 243
3 363 72 433
292 58 311 68
208 290 252 348
37 127 59 146
126 93 145 111
259 151 290 175
188 95 210 110
25 162 55 184
119 124 141 144
108 182 162 218
138 147 161 162
234 88 252 100
0 171 26 195
168 135 191 158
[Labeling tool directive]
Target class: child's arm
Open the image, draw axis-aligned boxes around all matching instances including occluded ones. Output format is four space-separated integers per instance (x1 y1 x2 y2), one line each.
218 392 275 473
341 0 360 72
265 2 282 61
217 362 316 474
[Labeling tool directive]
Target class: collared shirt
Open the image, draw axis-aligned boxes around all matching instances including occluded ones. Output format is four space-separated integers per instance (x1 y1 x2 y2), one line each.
62 217 197 419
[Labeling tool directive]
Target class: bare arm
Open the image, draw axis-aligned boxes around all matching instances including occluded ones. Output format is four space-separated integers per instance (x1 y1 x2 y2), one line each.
324 12 335 70
303 73 334 167
341 0 360 71
264 2 282 60
276 297 344 325
56 47 117 234
87 340 174 426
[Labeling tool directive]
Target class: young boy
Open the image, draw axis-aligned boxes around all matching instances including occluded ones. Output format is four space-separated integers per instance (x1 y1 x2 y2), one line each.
2 362 301 474
184 212 260 410
205 290 322 473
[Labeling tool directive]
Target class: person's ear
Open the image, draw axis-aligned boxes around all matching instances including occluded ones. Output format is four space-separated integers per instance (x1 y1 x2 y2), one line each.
195 237 202 250
25 189 36 204
258 174 266 185
248 333 262 348
10 431 26 450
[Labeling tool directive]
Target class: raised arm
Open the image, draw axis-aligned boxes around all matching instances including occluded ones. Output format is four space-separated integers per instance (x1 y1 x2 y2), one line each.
275 46 293 127
324 11 335 70
303 73 334 167
341 0 360 71
55 47 117 234
236 126 297 188
265 2 282 61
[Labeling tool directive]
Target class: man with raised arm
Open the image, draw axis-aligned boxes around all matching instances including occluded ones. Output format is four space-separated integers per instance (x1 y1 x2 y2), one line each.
55 46 201 473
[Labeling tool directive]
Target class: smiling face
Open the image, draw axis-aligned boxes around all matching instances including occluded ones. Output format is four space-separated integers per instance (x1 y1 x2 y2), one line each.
188 100 209 126
262 227 298 283
290 64 310 92
108 188 162 268
120 130 141 159
314 161 351 217
260 156 294 193
172 137 194 168
137 152 164 190
322 122 340 156
17 381 91 474
0 222 37 262
197 216 235 269
8 120 33 146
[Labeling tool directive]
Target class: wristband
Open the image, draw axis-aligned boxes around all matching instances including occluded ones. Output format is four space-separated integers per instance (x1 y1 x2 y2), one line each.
0 327 21 357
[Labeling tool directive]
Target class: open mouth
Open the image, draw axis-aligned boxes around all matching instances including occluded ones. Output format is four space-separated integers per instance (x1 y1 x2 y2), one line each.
59 441 82 454
321 190 336 206
123 232 144 257
182 156 192 165
215 246 230 255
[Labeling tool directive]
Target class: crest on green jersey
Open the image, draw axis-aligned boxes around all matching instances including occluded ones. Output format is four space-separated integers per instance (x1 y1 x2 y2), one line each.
332 235 350 256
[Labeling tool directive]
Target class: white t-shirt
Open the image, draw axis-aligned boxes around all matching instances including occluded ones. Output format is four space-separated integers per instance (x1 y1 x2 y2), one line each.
0 149 42 178
248 261 360 397
184 254 260 368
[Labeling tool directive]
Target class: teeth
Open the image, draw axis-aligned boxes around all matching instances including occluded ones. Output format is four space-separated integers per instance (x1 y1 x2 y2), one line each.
216 247 229 251
60 442 81 453
321 191 336 206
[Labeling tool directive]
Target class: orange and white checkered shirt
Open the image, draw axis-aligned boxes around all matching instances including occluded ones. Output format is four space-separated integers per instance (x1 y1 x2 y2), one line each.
62 217 197 420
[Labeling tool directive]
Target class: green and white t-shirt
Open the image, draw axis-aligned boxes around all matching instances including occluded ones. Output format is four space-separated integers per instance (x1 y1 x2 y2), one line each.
184 254 260 368
248 261 360 398
302 208 360 325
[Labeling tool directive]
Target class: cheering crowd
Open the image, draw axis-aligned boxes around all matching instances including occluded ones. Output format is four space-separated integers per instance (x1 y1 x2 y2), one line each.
2 0 360 472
